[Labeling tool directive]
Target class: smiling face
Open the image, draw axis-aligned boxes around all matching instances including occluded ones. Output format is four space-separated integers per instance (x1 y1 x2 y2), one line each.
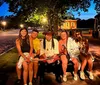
45 34 52 41
31 31 38 39
20 29 28 38
60 31 67 40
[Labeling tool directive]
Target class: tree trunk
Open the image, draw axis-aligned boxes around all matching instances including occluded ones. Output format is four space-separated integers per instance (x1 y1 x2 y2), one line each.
47 9 58 35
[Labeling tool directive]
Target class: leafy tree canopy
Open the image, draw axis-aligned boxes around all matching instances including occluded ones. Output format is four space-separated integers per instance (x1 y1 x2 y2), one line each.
0 0 100 30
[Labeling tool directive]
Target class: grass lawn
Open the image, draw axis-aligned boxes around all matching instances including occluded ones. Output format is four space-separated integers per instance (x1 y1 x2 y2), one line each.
0 48 18 71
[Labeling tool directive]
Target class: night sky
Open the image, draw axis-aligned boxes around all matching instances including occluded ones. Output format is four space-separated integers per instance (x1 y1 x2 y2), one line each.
0 2 97 20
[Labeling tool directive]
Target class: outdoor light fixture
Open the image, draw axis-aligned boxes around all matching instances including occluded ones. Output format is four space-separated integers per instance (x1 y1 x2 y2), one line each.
1 21 7 31
40 16 48 29
42 17 47 23
20 24 24 28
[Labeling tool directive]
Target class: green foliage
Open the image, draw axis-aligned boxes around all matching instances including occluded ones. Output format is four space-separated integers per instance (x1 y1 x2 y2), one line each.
26 13 40 24
1 0 100 30
25 9 48 27
2 0 99 15
37 32 45 39
0 48 18 68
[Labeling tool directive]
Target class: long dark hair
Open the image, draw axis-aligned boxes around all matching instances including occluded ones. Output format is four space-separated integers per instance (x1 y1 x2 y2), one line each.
43 38 54 49
18 28 29 46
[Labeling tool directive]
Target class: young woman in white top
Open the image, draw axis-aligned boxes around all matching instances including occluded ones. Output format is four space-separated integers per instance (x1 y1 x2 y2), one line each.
67 30 80 81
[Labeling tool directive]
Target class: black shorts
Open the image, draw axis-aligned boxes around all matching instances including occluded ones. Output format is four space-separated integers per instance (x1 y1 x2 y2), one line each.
34 55 39 58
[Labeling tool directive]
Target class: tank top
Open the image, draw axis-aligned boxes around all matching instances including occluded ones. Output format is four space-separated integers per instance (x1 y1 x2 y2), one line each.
21 38 30 52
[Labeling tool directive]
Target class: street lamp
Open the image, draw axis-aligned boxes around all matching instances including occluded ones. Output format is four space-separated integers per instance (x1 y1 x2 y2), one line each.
42 17 47 24
42 17 47 23
41 17 48 29
1 21 7 31
20 24 24 28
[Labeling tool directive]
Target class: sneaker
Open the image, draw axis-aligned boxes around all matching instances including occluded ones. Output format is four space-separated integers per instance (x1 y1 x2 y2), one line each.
63 74 67 82
29 82 32 85
74 74 78 81
24 84 27 85
88 71 94 80
80 71 85 80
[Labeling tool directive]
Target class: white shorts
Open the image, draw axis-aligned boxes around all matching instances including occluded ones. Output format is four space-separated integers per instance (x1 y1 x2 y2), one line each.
17 52 29 69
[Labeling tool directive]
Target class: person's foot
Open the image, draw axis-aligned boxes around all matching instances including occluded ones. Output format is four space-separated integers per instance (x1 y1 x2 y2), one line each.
63 74 67 82
29 82 32 85
56 76 62 83
74 74 78 81
15 79 21 84
88 71 94 80
80 71 85 80
24 84 27 85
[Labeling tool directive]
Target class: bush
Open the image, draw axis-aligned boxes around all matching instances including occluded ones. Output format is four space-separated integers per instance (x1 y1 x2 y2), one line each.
37 32 45 39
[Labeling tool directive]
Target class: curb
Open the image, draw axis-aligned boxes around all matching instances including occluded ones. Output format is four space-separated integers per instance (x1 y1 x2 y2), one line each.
0 47 15 56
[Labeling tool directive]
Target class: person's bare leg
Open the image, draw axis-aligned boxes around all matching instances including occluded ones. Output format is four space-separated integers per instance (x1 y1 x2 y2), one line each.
87 55 94 79
79 54 87 71
61 55 68 75
71 58 79 80
29 62 33 83
87 55 93 71
79 54 87 79
23 61 28 84
33 58 39 78
61 55 68 82
72 58 79 74
16 63 21 79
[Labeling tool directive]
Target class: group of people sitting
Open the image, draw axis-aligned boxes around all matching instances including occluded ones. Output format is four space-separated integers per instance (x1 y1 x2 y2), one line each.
15 28 94 85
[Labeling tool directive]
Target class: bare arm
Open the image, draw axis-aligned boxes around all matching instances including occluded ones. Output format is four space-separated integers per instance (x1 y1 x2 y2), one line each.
29 36 33 56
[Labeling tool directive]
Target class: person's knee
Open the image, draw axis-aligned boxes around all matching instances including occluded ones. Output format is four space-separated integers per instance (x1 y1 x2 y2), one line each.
24 67 28 72
61 55 67 60
88 59 93 64
61 55 68 64
23 62 28 72
72 59 79 66
82 58 87 63
62 60 68 65
33 59 39 64
73 59 78 64
29 66 33 71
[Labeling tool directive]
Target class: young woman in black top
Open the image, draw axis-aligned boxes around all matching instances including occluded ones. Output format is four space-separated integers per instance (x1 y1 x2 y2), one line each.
16 28 33 85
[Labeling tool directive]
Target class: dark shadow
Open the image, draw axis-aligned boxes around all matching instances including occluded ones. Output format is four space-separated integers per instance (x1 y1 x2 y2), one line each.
0 72 9 85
